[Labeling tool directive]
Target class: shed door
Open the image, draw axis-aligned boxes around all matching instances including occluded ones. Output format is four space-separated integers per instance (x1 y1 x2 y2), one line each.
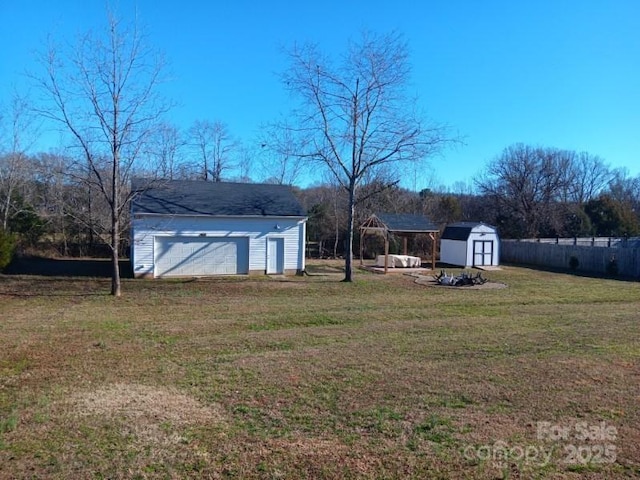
473 240 493 266
154 236 249 277
266 237 284 274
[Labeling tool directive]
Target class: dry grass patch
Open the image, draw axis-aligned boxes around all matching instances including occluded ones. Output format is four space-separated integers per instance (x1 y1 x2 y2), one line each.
68 382 224 427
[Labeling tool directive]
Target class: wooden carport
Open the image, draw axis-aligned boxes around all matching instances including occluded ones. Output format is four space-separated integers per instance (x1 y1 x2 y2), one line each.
359 213 439 273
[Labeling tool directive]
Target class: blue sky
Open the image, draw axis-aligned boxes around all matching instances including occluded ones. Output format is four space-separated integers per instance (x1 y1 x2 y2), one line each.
1 1 639 191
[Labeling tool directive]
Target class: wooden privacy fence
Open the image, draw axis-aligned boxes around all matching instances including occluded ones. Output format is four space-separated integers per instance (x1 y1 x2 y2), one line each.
501 238 640 278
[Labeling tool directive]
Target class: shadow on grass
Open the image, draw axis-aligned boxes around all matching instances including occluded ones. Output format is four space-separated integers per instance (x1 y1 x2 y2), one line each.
501 262 639 282
1 258 133 297
0 284 108 297
5 257 133 279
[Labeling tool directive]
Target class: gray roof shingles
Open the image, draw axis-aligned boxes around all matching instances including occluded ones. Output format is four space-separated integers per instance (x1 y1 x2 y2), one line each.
375 213 439 232
131 179 306 217
441 222 496 241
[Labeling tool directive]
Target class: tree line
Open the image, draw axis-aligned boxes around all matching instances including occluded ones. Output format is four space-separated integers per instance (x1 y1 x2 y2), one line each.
302 148 639 257
2 142 638 259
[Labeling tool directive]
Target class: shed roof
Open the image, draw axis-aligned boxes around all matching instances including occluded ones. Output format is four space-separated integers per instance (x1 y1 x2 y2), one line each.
361 213 439 233
441 222 497 241
131 179 306 217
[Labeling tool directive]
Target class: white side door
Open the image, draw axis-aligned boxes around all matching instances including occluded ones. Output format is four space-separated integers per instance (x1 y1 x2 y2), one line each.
266 237 284 274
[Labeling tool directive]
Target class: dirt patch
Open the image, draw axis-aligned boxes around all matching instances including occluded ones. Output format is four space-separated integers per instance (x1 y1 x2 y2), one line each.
69 383 224 427
413 275 507 289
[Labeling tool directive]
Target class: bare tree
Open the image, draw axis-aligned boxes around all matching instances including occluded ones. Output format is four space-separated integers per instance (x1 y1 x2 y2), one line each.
568 152 613 205
146 122 187 180
476 144 575 237
31 152 73 254
606 168 640 226
281 31 452 281
449 180 476 196
34 10 169 296
0 93 38 231
188 120 236 182
0 152 29 231
233 145 255 183
258 122 307 185
301 181 348 258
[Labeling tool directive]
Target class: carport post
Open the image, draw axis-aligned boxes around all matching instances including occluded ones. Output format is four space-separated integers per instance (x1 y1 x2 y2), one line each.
384 234 389 274
430 232 437 270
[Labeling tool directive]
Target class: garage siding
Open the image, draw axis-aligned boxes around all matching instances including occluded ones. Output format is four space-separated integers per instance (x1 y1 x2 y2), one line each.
132 215 305 278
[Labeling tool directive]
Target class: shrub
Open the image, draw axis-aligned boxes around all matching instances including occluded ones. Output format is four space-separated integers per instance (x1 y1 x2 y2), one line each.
569 255 579 271
9 204 46 247
606 256 618 276
0 230 16 271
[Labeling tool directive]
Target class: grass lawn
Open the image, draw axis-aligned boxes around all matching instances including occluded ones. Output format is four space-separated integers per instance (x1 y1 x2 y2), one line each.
0 262 639 479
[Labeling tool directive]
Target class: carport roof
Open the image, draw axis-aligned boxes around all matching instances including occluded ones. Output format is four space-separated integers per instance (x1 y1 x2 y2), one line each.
131 179 306 217
362 213 439 233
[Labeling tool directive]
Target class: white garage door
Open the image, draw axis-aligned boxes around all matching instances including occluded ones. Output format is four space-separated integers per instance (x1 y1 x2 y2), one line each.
154 236 249 277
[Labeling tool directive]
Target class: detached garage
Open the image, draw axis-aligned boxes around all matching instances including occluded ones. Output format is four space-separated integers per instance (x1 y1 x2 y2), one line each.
130 179 307 278
440 222 500 268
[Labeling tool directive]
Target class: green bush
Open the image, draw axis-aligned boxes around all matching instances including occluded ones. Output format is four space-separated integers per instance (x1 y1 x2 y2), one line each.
9 204 46 247
0 230 16 271
606 256 618 276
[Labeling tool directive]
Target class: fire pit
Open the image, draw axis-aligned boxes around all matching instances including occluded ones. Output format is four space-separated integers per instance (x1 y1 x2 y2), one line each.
434 270 488 287
410 270 507 289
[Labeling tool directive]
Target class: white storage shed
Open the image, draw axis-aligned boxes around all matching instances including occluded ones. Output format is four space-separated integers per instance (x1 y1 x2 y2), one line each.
130 179 307 278
440 222 500 267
